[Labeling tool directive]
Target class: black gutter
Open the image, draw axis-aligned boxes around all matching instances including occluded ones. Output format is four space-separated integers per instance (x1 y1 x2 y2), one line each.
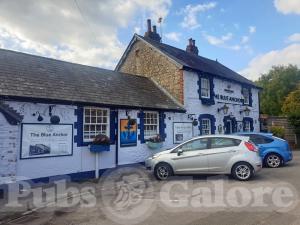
0 95 186 113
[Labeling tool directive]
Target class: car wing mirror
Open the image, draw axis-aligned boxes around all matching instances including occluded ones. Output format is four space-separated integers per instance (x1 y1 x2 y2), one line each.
177 149 183 156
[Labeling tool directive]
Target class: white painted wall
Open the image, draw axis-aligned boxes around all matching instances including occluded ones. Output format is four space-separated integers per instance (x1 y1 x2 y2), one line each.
3 101 116 181
0 112 19 184
1 101 193 181
183 70 260 133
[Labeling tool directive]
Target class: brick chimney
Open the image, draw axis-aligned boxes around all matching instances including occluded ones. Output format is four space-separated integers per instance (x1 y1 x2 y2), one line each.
186 38 199 55
144 19 161 42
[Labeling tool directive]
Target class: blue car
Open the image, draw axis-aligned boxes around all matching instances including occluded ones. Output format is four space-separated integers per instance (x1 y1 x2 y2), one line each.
235 132 293 168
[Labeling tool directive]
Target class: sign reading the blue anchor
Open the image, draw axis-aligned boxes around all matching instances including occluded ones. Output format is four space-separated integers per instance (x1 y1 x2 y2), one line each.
120 119 137 147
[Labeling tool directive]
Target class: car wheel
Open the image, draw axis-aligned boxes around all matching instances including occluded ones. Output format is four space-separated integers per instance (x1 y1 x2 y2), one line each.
154 163 173 180
231 162 253 181
265 153 282 168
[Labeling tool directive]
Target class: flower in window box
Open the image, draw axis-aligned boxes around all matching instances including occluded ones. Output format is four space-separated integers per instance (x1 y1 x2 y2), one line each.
90 134 110 152
146 134 163 150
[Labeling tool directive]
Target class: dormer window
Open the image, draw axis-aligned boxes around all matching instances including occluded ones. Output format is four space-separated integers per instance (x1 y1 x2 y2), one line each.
242 88 250 105
201 78 210 98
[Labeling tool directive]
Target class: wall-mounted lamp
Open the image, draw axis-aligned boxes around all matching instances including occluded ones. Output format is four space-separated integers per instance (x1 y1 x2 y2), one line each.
32 111 43 122
48 105 60 124
49 105 56 116
187 114 195 120
126 110 131 120
192 119 198 126
240 107 251 116
50 115 60 124
217 104 229 114
37 114 43 122
125 110 135 126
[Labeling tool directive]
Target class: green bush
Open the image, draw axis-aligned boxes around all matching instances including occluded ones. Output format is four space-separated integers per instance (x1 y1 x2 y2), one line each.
270 126 285 138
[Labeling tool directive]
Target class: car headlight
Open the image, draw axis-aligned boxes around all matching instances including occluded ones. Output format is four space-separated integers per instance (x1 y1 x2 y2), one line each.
152 154 160 159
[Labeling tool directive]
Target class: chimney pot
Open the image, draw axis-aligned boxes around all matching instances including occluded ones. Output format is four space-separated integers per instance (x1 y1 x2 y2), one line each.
186 38 199 55
153 25 157 33
144 19 161 42
147 19 151 32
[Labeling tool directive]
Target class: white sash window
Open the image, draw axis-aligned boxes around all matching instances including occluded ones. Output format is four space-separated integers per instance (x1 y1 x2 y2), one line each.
83 107 109 142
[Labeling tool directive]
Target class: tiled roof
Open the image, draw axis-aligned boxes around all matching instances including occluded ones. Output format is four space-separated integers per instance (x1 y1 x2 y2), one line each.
0 48 184 111
117 34 258 88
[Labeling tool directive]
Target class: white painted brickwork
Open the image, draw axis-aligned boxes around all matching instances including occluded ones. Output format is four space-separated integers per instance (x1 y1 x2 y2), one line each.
0 113 19 183
183 70 260 133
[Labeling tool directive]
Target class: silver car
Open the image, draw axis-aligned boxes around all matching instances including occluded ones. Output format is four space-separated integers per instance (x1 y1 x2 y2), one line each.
145 135 262 181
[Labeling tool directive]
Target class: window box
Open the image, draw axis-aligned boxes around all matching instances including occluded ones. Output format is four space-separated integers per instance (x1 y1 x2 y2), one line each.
145 134 163 150
146 141 163 150
89 144 110 152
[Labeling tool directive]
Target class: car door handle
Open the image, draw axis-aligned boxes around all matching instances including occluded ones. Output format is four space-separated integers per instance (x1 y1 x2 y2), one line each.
229 150 237 153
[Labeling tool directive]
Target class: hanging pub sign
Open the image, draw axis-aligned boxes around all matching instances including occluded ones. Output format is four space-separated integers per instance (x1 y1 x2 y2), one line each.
20 123 73 159
173 122 193 144
120 119 137 147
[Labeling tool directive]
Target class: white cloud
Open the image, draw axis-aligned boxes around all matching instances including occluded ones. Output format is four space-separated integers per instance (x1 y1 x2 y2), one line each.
287 33 300 43
202 32 241 51
180 2 217 29
0 0 172 69
274 0 300 14
224 45 241 51
222 33 233 41
203 32 233 46
249 26 256 34
239 44 300 80
165 32 181 42
134 26 141 34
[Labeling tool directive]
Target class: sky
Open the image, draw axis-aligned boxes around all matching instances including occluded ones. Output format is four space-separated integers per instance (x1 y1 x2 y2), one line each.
0 0 299 81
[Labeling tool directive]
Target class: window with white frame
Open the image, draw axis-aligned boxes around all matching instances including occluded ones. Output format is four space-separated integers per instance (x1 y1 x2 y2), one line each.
83 107 109 142
244 121 251 132
201 119 211 135
243 88 250 105
144 112 159 139
201 78 210 98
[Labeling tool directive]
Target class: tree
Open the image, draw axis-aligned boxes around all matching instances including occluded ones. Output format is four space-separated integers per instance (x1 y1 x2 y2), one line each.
256 65 300 115
282 87 300 134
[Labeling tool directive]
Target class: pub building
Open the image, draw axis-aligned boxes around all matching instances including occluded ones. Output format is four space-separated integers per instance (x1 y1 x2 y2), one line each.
0 19 260 183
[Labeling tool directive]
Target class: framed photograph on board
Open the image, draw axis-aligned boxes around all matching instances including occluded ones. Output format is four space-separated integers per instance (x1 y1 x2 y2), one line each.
20 123 73 159
173 122 193 144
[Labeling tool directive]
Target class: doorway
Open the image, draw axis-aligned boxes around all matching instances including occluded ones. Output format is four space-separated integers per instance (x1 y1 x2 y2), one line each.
223 116 237 134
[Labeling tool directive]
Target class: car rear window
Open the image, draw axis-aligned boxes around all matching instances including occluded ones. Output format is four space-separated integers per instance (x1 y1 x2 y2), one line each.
210 137 241 148
249 134 274 144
